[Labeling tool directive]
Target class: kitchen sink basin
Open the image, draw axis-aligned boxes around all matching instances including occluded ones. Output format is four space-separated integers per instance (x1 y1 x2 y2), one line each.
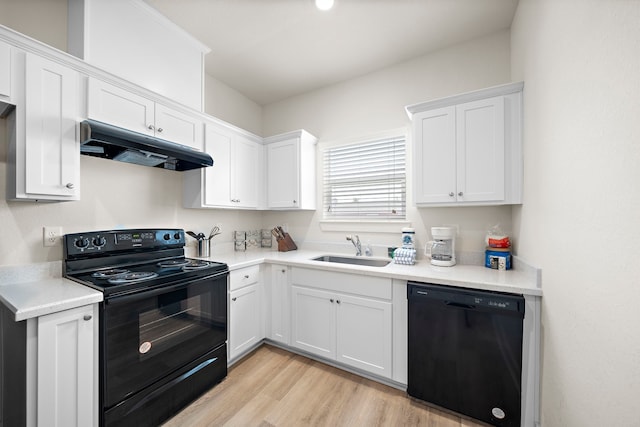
311 255 391 267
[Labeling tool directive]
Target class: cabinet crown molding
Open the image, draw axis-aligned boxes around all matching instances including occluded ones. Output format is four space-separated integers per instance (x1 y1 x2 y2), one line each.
405 81 524 118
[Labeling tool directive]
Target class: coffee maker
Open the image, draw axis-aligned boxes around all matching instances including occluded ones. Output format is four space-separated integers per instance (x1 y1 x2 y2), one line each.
425 226 456 266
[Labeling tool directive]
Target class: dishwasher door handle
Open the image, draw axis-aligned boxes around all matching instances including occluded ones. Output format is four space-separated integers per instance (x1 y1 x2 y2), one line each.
445 301 476 310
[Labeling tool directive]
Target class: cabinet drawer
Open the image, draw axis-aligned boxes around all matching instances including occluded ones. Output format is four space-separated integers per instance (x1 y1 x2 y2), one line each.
230 265 260 291
291 268 392 300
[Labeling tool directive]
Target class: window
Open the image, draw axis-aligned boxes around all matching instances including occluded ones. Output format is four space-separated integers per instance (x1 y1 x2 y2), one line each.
323 136 406 220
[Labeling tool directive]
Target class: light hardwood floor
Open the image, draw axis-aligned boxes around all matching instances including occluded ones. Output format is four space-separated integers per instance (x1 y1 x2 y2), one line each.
163 344 486 427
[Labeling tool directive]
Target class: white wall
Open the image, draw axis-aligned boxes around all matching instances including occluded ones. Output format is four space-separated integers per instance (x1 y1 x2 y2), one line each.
0 0 68 52
511 1 640 425
262 31 515 256
204 74 263 136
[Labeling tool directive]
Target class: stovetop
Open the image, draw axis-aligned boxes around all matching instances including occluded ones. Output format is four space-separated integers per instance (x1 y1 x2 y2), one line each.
63 228 228 297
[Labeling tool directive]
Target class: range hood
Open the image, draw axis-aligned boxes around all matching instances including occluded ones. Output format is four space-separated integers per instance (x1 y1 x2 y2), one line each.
79 119 213 171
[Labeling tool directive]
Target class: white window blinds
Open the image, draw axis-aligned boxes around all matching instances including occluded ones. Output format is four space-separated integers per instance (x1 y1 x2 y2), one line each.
323 136 406 219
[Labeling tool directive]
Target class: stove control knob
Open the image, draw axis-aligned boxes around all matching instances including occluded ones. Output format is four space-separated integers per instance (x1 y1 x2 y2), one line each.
75 238 89 249
163 233 171 240
93 237 106 247
173 232 181 240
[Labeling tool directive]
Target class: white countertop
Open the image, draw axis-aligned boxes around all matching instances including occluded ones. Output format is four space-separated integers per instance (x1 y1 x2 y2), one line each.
204 248 542 297
0 248 540 323
0 271 103 321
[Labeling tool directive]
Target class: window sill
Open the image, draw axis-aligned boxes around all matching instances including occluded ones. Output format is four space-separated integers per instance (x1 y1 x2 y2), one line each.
319 220 412 233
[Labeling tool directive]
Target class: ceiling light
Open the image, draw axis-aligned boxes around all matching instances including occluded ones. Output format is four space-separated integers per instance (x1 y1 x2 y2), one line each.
315 0 334 11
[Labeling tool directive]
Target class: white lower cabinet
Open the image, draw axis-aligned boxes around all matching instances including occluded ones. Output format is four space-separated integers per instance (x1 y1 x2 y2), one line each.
290 268 393 379
269 264 290 345
35 304 97 427
0 303 99 426
228 266 263 362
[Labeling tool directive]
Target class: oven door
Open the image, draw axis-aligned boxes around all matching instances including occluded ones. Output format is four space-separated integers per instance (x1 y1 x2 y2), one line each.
102 271 227 409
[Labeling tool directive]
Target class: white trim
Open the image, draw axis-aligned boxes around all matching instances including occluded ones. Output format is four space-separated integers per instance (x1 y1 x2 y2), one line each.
319 220 411 233
405 81 524 118
317 127 408 149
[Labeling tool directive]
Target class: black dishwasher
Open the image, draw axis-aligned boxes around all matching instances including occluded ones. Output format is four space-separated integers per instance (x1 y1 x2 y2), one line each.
407 282 525 427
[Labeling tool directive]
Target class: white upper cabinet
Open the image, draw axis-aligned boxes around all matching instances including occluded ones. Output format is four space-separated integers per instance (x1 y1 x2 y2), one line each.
69 0 209 111
87 78 204 151
265 130 317 210
232 134 261 208
0 40 11 100
7 51 81 201
407 82 523 206
183 120 263 209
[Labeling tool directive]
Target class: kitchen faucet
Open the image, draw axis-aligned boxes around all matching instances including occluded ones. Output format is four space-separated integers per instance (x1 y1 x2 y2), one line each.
346 235 362 256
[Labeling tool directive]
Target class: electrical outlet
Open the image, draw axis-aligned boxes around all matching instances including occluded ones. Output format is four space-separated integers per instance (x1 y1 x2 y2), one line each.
43 226 63 247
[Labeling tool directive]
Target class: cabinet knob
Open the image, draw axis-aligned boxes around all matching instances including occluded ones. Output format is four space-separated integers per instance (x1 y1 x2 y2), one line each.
293 200 297 204
147 124 155 130
83 315 92 321
449 192 454 197
66 183 75 189
336 300 341 304
244 275 249 279
232 297 237 302
281 269 286 273
330 299 334 303
458 191 464 196
157 128 163 133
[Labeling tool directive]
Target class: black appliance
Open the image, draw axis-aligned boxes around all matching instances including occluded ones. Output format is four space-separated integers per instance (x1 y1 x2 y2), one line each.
407 282 525 427
79 119 214 171
63 228 228 427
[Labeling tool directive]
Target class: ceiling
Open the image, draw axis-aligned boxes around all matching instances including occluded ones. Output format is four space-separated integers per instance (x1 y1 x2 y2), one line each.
145 0 519 106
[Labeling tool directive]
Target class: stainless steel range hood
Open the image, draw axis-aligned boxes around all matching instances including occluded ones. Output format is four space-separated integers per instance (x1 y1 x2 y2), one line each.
79 119 213 171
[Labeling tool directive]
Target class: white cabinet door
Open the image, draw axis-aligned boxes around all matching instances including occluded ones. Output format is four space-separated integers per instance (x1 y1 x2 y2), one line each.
229 284 261 361
270 265 290 345
231 135 260 208
336 294 392 378
413 105 457 204
410 82 522 206
202 124 232 206
37 304 96 427
154 103 204 151
22 53 80 199
0 40 10 99
456 96 505 202
183 123 262 210
267 138 299 209
291 286 336 359
264 130 317 210
87 78 154 136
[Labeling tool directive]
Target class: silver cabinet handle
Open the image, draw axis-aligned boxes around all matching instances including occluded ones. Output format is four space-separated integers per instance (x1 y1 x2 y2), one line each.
232 297 237 301
66 183 75 189
449 192 454 197
157 128 163 133
147 124 154 130
83 315 92 321
458 191 464 196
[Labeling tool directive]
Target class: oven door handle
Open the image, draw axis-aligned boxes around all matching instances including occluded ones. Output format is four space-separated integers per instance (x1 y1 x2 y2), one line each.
105 274 227 306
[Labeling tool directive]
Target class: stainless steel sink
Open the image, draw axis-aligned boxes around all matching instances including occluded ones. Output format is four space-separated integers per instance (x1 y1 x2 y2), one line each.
311 255 391 267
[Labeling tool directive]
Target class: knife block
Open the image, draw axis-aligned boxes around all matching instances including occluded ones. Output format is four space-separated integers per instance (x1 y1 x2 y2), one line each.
277 233 298 252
